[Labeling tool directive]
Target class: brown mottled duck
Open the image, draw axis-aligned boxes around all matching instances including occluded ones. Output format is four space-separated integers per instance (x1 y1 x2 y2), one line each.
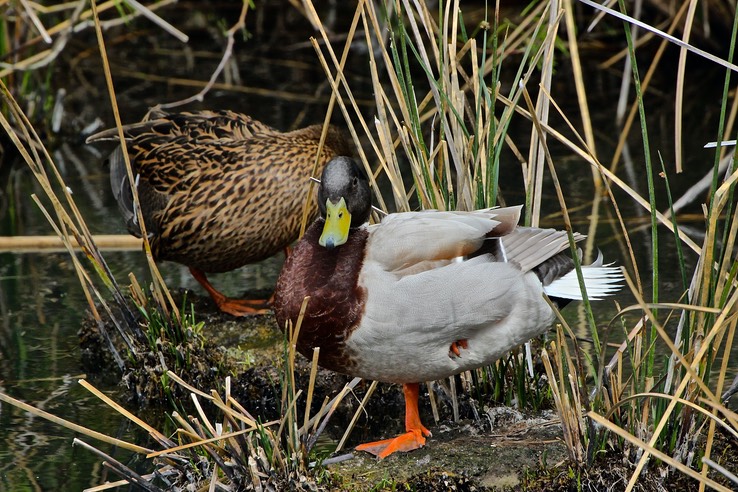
87 109 351 316
272 157 623 458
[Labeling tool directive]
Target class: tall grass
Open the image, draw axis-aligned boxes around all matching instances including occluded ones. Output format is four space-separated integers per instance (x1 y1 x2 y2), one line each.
305 0 738 488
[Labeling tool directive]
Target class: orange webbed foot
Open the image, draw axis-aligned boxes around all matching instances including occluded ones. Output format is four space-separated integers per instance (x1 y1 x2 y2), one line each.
356 383 432 459
449 339 469 358
189 267 271 317
355 426 432 459
216 298 271 317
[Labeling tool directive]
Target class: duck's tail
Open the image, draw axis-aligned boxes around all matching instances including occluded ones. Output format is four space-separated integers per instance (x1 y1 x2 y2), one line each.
108 146 138 234
108 146 160 238
541 251 623 301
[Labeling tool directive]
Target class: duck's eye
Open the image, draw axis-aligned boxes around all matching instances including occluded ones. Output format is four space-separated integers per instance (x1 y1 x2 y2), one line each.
338 211 344 219
351 176 358 188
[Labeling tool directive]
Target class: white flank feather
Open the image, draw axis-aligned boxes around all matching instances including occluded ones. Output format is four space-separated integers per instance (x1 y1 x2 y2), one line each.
542 252 624 300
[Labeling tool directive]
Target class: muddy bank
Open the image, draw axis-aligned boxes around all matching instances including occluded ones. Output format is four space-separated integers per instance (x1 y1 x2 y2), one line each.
328 413 568 491
78 290 735 491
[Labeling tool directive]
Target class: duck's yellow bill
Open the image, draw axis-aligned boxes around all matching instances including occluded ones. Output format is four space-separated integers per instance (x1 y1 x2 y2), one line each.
319 197 351 249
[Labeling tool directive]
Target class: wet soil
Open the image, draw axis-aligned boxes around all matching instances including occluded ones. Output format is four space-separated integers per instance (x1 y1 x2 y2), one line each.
328 414 568 491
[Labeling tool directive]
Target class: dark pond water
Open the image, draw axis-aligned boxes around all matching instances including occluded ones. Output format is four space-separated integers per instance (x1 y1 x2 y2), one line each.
1 2 736 490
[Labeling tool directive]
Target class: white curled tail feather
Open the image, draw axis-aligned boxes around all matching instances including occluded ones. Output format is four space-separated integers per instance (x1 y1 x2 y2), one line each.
543 251 623 300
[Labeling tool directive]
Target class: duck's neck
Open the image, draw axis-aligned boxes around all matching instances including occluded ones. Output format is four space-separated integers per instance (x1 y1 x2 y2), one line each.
299 219 369 288
273 220 369 373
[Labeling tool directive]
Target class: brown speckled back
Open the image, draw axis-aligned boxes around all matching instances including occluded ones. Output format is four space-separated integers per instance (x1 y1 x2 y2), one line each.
94 111 351 273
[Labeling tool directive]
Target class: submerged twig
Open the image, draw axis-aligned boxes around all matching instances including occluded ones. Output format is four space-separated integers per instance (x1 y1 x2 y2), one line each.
74 439 164 492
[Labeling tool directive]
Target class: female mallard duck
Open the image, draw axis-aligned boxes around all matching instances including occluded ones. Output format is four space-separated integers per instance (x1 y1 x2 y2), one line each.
272 156 623 459
87 109 351 316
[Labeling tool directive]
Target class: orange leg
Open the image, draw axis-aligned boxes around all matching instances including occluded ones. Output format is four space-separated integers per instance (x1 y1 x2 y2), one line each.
355 383 431 459
189 267 270 316
449 339 469 358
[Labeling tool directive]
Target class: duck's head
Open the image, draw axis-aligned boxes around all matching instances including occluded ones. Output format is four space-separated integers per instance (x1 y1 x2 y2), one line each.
317 156 371 250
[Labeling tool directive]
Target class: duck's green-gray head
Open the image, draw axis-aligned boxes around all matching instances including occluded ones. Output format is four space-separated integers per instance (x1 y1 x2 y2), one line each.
317 156 371 249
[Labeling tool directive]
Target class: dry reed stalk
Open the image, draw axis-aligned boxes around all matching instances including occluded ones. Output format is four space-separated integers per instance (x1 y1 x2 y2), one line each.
298 0 364 236
0 75 143 369
560 0 605 274
306 8 391 213
499 94 704 253
618 273 736 420
78 379 173 446
75 438 164 492
303 347 322 430
624 294 738 488
90 0 180 324
542 330 586 465
607 1 690 177
589 411 733 491
527 3 560 227
0 234 141 252
580 0 738 72
336 379 378 452
0 389 151 454
522 81 601 336
562 0 600 181
699 266 738 487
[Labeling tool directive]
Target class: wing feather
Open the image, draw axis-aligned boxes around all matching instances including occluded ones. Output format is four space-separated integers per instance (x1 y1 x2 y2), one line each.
365 206 522 272
500 228 584 273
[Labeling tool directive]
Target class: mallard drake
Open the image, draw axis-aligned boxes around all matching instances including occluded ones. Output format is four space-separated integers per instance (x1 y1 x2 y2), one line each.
87 109 351 316
272 156 623 458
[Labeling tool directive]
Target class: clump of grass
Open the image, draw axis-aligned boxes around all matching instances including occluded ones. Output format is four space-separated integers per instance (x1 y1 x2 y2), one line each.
469 348 553 412
0 354 358 490
119 279 235 408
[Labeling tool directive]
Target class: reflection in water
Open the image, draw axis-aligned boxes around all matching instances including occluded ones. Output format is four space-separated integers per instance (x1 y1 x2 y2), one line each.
0 250 135 489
